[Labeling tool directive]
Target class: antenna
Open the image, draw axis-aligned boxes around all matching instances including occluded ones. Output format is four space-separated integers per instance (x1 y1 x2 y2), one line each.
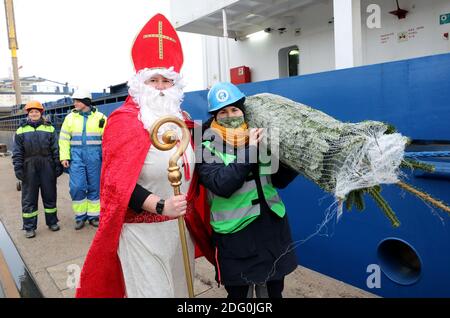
4 0 22 106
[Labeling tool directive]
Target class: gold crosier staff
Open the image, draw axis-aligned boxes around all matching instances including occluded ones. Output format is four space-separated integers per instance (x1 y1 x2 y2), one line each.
149 116 194 298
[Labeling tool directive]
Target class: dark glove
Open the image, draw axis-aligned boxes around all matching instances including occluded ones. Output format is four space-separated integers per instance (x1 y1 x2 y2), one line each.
15 170 24 181
55 164 64 177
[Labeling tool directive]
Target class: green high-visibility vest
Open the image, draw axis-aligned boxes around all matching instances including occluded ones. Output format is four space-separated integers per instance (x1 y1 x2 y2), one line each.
59 110 107 161
202 141 286 234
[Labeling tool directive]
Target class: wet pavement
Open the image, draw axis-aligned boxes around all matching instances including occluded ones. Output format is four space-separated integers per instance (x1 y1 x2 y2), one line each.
0 222 42 298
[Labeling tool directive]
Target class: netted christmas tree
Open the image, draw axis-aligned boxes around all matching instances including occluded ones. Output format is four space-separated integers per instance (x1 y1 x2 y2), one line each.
244 93 450 227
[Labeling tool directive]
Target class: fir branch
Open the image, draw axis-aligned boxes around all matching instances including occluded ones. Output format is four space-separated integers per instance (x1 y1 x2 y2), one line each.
401 159 435 173
397 181 450 214
368 187 401 227
354 190 365 211
384 123 397 134
345 190 356 211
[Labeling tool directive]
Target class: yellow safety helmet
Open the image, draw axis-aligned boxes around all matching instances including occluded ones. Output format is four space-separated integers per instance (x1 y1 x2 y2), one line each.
24 100 44 113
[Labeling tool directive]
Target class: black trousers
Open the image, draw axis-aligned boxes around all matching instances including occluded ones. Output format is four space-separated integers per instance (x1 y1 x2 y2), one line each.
225 279 285 298
21 158 58 230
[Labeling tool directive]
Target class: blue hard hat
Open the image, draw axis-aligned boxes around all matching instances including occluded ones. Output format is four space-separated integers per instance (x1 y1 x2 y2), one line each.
207 82 246 113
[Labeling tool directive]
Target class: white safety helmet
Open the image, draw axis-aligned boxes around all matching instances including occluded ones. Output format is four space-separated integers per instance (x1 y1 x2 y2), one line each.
72 89 92 100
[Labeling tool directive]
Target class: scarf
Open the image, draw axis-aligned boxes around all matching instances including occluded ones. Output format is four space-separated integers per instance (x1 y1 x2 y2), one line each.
210 119 249 148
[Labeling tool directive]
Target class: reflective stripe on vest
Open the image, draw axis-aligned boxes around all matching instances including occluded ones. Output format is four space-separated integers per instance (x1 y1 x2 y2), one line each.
16 124 55 134
202 141 286 234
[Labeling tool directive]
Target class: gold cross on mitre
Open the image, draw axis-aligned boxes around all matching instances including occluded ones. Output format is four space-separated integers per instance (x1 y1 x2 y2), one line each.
143 20 176 60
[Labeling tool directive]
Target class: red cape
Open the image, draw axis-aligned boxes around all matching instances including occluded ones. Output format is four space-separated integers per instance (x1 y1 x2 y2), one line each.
76 97 214 298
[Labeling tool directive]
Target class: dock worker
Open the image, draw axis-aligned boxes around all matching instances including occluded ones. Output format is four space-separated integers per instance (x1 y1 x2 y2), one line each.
59 89 107 230
12 100 63 238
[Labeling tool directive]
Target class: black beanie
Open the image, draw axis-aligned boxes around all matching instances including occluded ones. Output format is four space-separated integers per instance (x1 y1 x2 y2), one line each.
212 97 246 119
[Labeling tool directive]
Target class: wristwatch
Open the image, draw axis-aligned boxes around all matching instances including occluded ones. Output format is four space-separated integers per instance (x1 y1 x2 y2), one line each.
156 199 165 215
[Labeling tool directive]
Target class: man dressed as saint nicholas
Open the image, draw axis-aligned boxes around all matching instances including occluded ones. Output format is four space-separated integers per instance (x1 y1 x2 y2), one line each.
76 13 214 298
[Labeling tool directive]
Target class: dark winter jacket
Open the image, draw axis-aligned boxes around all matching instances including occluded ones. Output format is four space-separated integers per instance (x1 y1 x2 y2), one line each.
12 119 63 180
197 120 299 285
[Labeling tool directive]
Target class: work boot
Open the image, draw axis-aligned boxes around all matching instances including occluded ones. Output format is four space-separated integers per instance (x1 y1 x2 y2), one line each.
89 219 99 227
25 229 36 239
49 224 60 232
75 220 85 230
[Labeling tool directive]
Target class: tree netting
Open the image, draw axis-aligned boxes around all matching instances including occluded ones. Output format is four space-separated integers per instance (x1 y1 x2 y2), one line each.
244 93 408 200
243 93 450 227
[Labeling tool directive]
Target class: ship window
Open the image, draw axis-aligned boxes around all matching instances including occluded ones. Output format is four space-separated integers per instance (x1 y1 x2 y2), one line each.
278 45 299 78
288 49 299 76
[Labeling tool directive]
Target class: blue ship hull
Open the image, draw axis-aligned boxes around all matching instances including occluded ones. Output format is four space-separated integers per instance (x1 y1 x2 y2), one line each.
175 53 450 297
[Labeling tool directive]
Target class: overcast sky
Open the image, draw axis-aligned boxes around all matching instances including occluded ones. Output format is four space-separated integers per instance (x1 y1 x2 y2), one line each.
0 0 205 93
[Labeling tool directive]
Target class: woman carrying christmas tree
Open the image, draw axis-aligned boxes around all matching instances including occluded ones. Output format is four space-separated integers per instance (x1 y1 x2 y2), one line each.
197 82 299 298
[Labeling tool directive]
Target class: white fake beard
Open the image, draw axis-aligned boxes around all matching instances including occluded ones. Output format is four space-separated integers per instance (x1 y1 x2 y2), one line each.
129 78 184 137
